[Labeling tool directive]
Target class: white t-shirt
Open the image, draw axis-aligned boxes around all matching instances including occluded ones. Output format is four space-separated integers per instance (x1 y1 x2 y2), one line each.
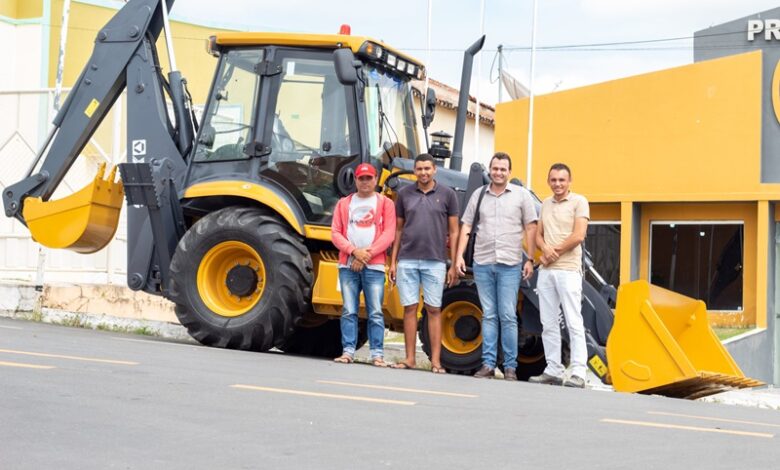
340 194 384 272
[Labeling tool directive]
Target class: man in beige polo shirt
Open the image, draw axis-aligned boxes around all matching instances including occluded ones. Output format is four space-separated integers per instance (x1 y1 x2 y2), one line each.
529 163 590 388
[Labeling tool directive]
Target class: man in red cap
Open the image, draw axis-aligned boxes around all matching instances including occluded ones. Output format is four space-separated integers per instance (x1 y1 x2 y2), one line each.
331 163 396 366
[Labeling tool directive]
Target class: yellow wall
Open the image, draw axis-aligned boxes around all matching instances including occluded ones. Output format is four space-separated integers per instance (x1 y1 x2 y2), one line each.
18 0 42 18
47 0 228 103
495 51 766 202
0 0 42 19
591 203 620 222
0 0 14 17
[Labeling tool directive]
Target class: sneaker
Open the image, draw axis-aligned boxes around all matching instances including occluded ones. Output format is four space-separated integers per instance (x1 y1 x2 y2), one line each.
473 365 495 379
563 375 586 388
528 372 563 385
504 368 518 381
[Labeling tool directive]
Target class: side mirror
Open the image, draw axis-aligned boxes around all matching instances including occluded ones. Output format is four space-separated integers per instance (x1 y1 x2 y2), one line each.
423 88 436 127
333 48 358 85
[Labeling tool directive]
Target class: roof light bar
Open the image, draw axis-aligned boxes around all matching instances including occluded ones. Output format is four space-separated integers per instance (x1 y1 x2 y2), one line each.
356 41 424 80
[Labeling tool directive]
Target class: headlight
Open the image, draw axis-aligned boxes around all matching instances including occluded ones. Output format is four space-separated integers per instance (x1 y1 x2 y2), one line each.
364 42 383 59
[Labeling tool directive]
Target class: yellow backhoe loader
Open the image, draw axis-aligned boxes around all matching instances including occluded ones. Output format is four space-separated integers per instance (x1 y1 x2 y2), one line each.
2 0 761 398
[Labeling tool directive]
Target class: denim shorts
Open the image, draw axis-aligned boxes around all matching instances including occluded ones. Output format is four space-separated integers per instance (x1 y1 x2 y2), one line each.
396 259 447 308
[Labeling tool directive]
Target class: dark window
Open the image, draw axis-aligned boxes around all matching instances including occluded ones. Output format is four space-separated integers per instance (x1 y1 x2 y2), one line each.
584 224 621 287
650 223 743 310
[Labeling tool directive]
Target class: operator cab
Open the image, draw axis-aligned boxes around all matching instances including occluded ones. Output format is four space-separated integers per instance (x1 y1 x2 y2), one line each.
187 32 423 225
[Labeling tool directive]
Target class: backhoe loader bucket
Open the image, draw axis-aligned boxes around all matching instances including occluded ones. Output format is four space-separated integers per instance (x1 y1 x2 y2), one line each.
22 163 124 254
607 280 763 399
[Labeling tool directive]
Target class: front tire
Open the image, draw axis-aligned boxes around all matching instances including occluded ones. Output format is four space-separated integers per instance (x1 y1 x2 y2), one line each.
169 206 312 351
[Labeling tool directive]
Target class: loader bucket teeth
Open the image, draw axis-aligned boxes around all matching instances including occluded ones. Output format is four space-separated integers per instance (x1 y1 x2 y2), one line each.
606 280 763 399
22 163 124 254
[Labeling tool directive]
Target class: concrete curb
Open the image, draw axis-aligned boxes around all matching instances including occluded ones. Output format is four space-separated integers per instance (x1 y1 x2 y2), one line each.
0 307 195 343
699 387 780 411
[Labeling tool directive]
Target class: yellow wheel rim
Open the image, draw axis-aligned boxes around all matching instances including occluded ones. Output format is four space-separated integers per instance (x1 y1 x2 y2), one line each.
196 241 266 318
441 301 482 355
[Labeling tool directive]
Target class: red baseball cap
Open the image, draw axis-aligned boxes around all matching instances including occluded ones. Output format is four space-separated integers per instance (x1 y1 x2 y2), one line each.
355 163 377 178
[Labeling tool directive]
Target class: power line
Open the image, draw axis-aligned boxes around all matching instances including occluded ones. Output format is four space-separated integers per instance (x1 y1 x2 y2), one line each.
406 43 780 54
404 28 762 53
502 28 745 51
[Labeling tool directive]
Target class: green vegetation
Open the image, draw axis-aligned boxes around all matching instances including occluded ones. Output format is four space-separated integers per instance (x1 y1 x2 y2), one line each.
714 327 752 341
383 331 405 344
95 322 156 336
60 314 88 329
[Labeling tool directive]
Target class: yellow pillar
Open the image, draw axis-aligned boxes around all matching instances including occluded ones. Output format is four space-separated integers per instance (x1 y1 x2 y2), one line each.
620 201 635 285
756 200 769 328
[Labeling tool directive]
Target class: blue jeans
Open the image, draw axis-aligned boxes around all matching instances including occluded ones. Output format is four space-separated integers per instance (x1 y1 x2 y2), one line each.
472 262 522 369
338 267 386 358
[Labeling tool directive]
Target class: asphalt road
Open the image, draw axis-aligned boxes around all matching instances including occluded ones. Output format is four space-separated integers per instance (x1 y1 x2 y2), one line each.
1 317 779 470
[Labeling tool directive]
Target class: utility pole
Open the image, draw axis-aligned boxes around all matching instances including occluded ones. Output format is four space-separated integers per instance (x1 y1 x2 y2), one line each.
526 0 538 190
473 0 485 165
37 0 73 291
425 0 432 97
498 44 503 103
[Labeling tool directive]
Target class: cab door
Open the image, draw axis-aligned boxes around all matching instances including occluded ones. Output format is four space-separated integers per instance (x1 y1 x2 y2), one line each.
260 48 361 225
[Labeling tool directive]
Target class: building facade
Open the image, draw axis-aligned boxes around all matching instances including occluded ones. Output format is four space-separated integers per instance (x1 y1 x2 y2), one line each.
495 8 780 384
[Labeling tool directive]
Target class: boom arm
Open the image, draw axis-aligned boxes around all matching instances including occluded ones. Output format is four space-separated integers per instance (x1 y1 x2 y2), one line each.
2 0 190 223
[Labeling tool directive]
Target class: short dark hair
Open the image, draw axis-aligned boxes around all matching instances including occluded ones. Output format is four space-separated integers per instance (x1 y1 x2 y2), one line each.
490 152 512 170
414 153 436 166
548 162 571 178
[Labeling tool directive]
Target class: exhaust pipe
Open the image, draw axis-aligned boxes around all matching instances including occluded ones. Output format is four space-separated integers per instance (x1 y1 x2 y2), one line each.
450 35 485 172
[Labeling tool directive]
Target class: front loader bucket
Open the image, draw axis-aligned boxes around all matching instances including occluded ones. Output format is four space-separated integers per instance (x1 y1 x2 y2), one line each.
607 280 763 399
22 163 124 254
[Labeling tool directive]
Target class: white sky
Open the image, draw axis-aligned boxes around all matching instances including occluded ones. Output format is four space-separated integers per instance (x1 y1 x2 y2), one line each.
162 0 780 105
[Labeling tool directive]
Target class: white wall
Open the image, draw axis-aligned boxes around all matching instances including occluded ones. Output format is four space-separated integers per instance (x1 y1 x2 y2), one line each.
0 22 42 89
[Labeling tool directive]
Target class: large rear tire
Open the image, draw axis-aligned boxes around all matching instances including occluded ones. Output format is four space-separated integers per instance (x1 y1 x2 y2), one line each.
169 206 312 351
422 282 553 378
420 284 483 375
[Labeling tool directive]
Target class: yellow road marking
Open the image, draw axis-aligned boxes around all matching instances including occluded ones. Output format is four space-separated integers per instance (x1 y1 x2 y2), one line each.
0 348 138 365
601 419 774 438
317 380 478 398
0 360 55 370
231 384 416 406
648 411 780 429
